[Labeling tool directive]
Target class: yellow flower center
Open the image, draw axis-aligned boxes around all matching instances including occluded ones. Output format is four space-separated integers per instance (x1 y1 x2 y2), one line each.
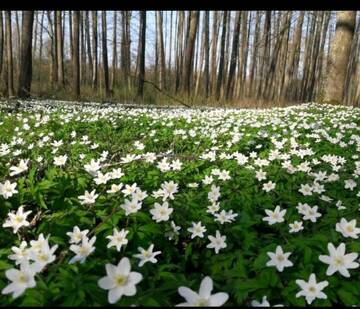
115 275 127 286
18 274 28 283
277 255 285 262
194 298 208 306
308 286 316 293
346 225 354 233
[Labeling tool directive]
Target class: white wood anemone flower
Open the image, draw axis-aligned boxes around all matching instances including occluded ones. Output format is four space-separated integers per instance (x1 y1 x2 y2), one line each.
177 276 229 306
318 242 359 277
98 257 143 304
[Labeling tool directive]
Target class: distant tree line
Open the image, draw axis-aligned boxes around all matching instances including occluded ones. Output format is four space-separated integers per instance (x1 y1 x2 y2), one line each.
0 11 359 106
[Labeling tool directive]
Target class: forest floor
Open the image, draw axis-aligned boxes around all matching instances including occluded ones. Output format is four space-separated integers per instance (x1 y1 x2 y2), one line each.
0 100 360 306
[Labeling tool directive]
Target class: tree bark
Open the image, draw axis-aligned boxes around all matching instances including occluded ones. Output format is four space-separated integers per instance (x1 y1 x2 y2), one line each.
17 11 34 98
137 11 146 98
323 11 356 104
182 11 199 96
225 11 241 100
91 11 98 89
101 11 109 97
248 11 261 97
0 11 3 77
215 11 228 100
156 11 166 90
110 11 117 90
85 11 93 86
5 11 14 96
210 11 219 95
72 11 80 98
56 11 64 88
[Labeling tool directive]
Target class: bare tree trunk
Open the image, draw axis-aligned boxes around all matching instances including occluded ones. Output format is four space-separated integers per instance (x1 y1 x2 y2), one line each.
168 11 173 77
0 11 3 77
101 11 109 97
344 16 360 105
137 11 146 98
72 11 80 98
80 12 86 85
324 11 356 104
121 11 131 89
69 11 73 59
156 11 166 90
17 11 34 98
210 11 219 95
175 11 184 92
263 12 289 100
238 11 250 98
38 11 44 84
47 11 57 88
276 11 291 101
110 11 117 90
300 12 316 101
195 12 206 96
15 12 21 77
5 11 14 96
182 11 199 96
225 11 241 100
215 11 228 100
284 11 304 101
85 11 93 86
56 11 64 88
91 11 98 90
315 11 331 100
257 11 271 98
32 11 38 62
204 11 210 98
248 11 261 97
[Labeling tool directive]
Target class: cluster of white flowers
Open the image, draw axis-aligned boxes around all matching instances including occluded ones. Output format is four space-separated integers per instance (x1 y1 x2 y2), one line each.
2 234 58 298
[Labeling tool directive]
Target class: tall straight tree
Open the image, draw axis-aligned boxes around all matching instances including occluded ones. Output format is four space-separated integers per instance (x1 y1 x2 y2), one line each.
225 11 241 100
137 11 146 98
101 11 109 97
203 11 210 98
215 11 228 100
284 11 305 100
0 11 3 77
210 11 219 95
110 11 117 90
91 11 98 89
17 11 34 98
182 11 199 96
156 11 166 90
324 11 356 104
248 11 261 97
72 11 80 98
47 11 57 88
175 11 185 92
5 11 14 96
85 11 93 85
56 11 64 88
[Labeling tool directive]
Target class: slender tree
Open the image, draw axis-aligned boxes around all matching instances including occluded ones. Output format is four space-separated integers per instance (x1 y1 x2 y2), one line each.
182 11 199 96
17 11 34 98
72 11 80 98
216 11 228 100
156 11 166 90
101 11 109 97
56 11 64 88
137 11 146 98
0 11 4 77
110 11 117 90
225 11 241 100
91 11 98 89
5 11 14 96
